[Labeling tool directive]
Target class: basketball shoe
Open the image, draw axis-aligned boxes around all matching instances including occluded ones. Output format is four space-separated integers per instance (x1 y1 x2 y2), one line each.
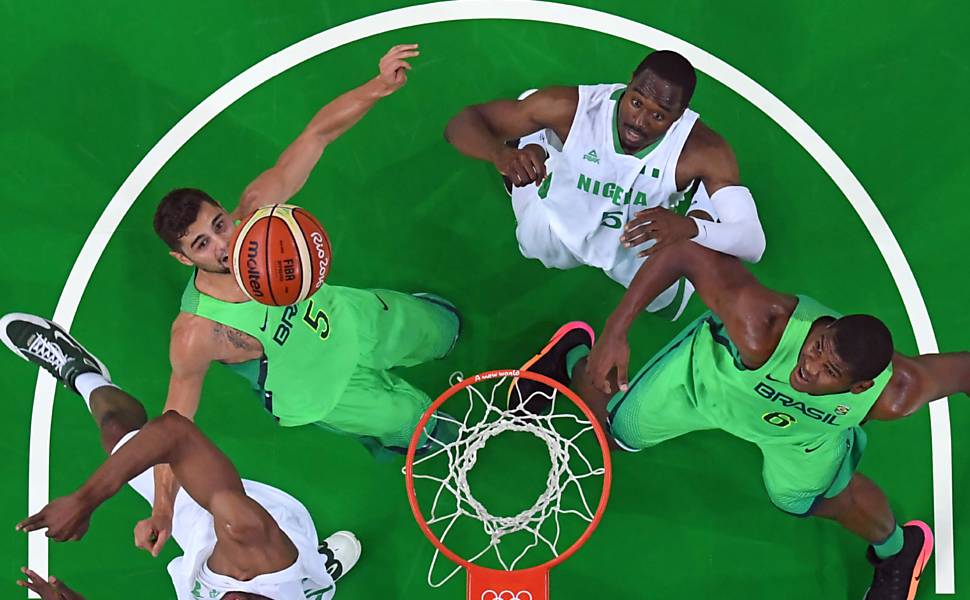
864 520 934 600
508 321 594 414
0 313 110 393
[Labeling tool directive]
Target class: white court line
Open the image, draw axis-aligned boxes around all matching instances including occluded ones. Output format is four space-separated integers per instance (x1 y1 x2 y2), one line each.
26 1 954 595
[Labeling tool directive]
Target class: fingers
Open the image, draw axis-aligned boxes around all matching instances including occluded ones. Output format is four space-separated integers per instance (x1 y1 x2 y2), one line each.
616 356 629 392
639 238 671 257
386 43 419 55
151 528 171 557
17 567 50 595
16 511 46 533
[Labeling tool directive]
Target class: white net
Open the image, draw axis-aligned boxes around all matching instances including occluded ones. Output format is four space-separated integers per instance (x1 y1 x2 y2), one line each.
409 371 606 587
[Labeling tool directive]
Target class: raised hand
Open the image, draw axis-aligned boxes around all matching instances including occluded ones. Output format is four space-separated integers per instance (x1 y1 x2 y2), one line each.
375 44 420 97
586 330 631 394
16 568 84 600
621 206 699 256
494 143 548 187
16 492 93 542
134 511 173 557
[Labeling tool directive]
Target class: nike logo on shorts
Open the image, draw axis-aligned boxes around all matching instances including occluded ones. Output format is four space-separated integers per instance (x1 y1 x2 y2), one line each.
804 442 824 453
375 294 389 311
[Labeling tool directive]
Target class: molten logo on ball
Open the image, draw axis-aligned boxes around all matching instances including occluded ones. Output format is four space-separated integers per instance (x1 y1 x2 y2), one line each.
245 240 264 298
232 203 332 306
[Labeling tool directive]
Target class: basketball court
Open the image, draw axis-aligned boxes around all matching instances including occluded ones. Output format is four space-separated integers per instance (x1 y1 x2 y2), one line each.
2 1 968 598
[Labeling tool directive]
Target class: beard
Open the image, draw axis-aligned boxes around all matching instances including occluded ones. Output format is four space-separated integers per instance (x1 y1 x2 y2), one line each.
197 262 231 275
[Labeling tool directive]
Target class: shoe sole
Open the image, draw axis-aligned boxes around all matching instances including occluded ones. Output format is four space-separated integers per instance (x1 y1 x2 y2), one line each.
507 321 594 407
0 312 111 382
903 519 934 600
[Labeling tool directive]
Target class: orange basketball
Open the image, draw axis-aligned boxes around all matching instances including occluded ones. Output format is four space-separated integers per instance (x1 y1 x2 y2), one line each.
230 204 332 306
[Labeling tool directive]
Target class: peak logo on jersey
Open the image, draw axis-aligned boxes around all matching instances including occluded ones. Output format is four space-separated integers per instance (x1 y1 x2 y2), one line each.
754 381 841 426
583 149 600 163
577 173 651 207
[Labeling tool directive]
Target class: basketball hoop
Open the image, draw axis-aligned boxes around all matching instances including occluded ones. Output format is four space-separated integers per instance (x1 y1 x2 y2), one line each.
405 369 612 600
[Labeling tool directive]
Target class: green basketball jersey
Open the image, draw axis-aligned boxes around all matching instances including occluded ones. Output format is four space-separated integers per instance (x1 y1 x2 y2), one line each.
689 295 892 447
180 274 379 426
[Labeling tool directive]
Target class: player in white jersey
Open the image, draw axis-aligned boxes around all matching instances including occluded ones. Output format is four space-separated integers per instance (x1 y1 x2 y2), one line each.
2 313 361 600
445 50 765 320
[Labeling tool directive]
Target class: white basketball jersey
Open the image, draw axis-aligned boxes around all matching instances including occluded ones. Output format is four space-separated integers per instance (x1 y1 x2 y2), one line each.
168 480 335 600
539 83 699 270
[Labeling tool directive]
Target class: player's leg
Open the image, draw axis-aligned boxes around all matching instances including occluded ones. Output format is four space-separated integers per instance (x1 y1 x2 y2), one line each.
317 366 451 458
0 313 146 452
512 317 716 450
358 288 461 369
761 430 933 600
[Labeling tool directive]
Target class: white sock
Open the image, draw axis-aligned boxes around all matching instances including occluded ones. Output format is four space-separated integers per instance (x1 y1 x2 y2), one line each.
74 372 117 411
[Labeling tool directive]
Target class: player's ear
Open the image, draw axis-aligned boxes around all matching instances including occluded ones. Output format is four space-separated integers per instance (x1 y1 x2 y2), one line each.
849 380 874 394
169 250 193 267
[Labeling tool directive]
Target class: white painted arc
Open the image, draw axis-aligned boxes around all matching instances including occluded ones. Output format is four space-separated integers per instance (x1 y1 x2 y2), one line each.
26 1 954 596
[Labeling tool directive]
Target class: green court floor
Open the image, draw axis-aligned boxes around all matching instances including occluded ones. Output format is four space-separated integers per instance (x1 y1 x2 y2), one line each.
2 1 968 598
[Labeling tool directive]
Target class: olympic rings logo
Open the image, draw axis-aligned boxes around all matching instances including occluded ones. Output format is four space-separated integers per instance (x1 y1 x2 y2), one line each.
481 590 533 600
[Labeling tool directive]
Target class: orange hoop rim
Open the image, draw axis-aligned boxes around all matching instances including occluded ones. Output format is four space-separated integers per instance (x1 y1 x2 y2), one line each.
404 368 612 575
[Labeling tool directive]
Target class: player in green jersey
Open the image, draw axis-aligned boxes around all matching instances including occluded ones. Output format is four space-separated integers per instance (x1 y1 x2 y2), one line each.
515 239 965 600
146 45 460 558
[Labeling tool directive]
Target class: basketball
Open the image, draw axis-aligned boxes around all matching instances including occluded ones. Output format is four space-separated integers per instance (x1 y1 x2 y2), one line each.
230 204 332 306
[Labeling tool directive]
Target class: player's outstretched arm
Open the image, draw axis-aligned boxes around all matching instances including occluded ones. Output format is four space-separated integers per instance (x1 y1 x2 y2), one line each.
18 410 295 566
586 239 792 393
444 86 577 187
867 352 970 420
233 44 419 218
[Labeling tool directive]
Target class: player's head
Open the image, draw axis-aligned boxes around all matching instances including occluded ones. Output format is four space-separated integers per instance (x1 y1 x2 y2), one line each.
617 50 697 153
154 188 234 274
791 315 894 395
221 593 273 600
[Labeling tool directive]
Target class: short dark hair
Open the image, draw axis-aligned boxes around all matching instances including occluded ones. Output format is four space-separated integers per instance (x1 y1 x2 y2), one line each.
153 188 219 251
632 50 697 108
830 314 894 381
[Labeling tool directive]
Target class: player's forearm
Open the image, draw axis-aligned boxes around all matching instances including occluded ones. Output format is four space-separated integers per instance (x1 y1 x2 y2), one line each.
605 241 692 334
691 219 766 263
79 412 243 513
690 185 766 263
151 464 180 518
304 77 389 145
75 413 188 509
444 105 509 164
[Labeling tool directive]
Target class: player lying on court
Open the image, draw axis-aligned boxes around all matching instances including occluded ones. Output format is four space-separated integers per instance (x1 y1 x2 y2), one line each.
2 313 360 600
151 44 461 548
445 50 765 320
513 238 960 599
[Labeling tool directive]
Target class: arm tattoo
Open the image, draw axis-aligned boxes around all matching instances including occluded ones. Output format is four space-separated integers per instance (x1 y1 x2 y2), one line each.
212 323 261 352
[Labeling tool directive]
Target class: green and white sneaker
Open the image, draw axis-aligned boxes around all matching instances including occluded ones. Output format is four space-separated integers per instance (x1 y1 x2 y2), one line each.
317 530 362 581
0 312 110 393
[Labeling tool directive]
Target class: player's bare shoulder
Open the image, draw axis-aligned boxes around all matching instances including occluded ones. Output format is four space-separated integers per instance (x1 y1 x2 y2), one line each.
171 312 262 366
678 119 739 188
520 86 579 141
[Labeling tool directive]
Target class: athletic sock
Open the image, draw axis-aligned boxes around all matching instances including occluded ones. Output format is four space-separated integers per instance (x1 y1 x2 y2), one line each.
566 345 590 378
873 524 904 559
74 372 118 411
